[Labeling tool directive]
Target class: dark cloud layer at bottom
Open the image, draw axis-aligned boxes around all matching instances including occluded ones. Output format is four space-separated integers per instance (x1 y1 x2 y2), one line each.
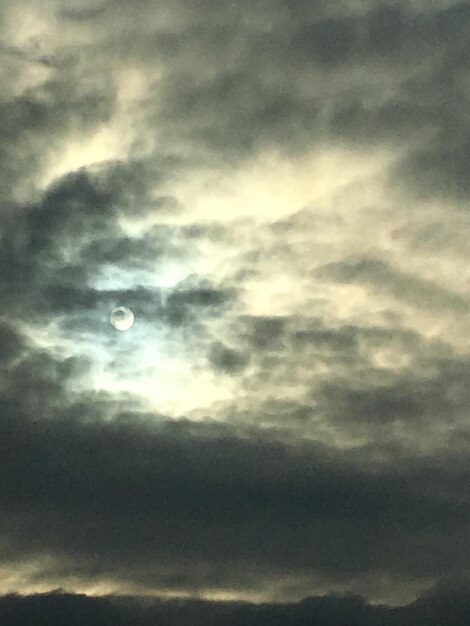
2 582 470 626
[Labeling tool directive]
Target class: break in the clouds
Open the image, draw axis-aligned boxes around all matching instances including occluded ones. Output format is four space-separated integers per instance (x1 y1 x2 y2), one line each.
0 0 469 622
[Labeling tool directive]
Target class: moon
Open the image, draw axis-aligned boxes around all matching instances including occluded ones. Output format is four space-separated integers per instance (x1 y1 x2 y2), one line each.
110 306 135 331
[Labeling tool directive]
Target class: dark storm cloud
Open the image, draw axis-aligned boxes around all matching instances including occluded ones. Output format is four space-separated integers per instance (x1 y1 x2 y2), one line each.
2 581 470 626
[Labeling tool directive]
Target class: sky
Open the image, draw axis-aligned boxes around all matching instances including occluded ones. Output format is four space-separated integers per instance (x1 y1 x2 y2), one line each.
0 0 469 623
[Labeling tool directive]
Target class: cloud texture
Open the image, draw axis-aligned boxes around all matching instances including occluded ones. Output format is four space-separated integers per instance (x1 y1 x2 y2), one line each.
0 0 469 622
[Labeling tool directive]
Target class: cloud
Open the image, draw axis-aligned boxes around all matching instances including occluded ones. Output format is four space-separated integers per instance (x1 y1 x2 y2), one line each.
0 322 25 365
2 581 470 626
0 328 469 599
0 0 469 615
316 256 470 314
0 161 211 330
208 341 249 374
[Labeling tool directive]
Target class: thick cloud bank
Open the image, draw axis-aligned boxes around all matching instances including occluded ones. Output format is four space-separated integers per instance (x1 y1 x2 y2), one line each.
3 581 470 626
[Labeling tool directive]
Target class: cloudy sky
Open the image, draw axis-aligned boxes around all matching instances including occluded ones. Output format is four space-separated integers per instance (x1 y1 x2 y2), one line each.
1 0 470 623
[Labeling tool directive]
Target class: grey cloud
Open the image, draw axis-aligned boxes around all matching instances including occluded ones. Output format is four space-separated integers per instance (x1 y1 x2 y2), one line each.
163 280 236 326
3 0 468 205
0 162 189 329
391 214 470 258
0 322 26 365
79 225 188 270
208 312 468 446
0 73 116 201
59 6 107 22
316 256 469 314
316 375 437 426
0 170 468 601
1 0 463 207
397 130 470 201
37 281 233 334
2 582 470 626
1 0 470 614
2 167 119 283
1 333 470 596
80 235 163 268
141 0 470 201
219 312 433 367
238 315 288 350
208 340 249 374
2 411 470 596
0 41 57 68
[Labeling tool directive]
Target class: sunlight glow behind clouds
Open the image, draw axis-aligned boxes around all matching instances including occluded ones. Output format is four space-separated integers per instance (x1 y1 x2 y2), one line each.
39 144 422 420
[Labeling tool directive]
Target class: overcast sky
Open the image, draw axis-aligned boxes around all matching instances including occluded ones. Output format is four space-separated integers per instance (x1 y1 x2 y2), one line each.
1 0 470 623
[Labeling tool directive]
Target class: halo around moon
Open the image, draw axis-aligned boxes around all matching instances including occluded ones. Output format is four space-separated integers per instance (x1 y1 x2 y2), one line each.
110 306 135 331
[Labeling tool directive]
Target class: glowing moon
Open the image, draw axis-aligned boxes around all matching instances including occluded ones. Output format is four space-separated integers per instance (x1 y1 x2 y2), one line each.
110 306 135 331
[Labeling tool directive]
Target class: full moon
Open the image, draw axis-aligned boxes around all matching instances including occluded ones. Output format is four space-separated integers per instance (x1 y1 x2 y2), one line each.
110 306 135 331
